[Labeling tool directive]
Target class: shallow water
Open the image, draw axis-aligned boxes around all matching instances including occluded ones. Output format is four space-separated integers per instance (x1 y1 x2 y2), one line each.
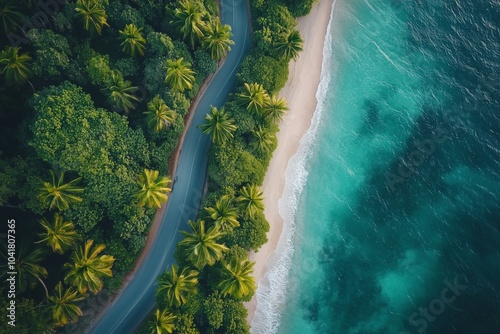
252 0 500 333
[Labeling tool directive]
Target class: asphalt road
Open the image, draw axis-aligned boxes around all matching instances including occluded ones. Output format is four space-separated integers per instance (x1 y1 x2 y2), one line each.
88 1 251 332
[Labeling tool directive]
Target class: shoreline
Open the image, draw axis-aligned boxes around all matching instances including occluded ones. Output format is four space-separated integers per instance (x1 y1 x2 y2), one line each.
245 0 335 325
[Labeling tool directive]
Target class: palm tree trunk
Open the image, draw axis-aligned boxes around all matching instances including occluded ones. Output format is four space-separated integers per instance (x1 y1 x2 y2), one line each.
37 276 49 298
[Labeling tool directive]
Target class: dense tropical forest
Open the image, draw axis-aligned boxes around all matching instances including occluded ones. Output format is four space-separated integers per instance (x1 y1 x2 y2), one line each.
0 0 314 333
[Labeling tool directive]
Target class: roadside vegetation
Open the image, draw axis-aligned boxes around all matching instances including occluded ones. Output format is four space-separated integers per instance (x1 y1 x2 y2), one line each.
0 0 314 332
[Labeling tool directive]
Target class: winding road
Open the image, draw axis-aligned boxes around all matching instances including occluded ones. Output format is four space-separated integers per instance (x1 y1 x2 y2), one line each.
88 0 251 332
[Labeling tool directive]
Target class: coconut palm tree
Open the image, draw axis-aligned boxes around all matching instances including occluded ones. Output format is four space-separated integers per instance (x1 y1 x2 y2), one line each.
38 170 84 211
64 240 115 295
263 95 289 123
198 106 237 145
218 258 256 299
204 17 234 60
179 220 228 270
119 23 147 57
156 265 198 308
74 0 109 35
237 184 264 218
0 0 23 35
48 282 86 327
0 241 48 296
149 309 176 334
36 213 80 254
144 96 177 132
275 29 304 61
0 46 32 86
236 82 269 115
134 169 172 208
172 0 208 49
165 57 195 92
204 195 239 232
101 71 139 113
251 126 274 154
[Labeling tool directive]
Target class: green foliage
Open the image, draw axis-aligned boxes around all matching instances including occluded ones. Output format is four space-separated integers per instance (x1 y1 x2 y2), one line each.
193 49 217 84
48 281 86 327
237 54 289 94
172 0 209 49
172 313 200 334
204 17 234 60
165 57 195 92
87 52 112 86
274 29 304 60
38 170 84 211
145 95 177 132
156 265 198 308
101 71 139 113
1 298 52 333
107 0 145 29
223 212 269 252
114 57 139 78
25 29 72 80
208 140 266 189
0 0 24 34
218 258 256 299
235 82 269 115
134 168 172 208
281 0 316 17
150 309 177 334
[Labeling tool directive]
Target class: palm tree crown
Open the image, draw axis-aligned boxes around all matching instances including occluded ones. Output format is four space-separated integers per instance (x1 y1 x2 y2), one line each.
275 29 304 61
218 258 256 299
144 96 177 132
36 213 80 254
38 170 84 211
156 265 198 308
204 17 234 60
48 282 86 327
150 309 176 334
263 95 289 123
0 46 32 86
119 23 147 57
165 57 195 92
64 240 115 294
179 220 228 270
101 71 139 113
236 82 269 115
251 126 274 153
237 184 265 218
0 1 24 34
75 0 109 35
204 195 239 232
172 0 209 49
1 242 48 295
198 106 237 145
134 169 172 208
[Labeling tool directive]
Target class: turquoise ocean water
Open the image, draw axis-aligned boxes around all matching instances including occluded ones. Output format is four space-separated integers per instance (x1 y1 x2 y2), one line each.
252 0 500 333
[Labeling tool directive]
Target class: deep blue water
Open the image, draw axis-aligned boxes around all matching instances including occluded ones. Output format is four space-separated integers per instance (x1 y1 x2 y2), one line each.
252 0 500 333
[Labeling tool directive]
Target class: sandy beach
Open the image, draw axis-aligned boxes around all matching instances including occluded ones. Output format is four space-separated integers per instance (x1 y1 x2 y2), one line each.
245 0 335 324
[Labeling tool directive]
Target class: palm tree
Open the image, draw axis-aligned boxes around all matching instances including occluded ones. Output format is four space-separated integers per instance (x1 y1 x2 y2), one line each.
0 242 48 296
48 282 86 327
0 46 31 86
74 0 109 35
236 82 269 115
237 184 264 218
275 29 304 61
36 214 80 254
0 0 23 34
134 169 172 208
144 96 177 132
119 23 147 57
165 58 195 92
101 71 139 113
251 126 274 153
218 258 256 299
179 220 228 270
204 195 239 232
172 0 208 49
204 17 234 60
149 309 176 334
156 265 198 308
263 95 289 123
38 170 84 211
198 106 237 145
64 240 115 295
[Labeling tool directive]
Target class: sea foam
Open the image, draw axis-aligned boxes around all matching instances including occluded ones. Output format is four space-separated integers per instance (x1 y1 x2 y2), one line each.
250 3 337 333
